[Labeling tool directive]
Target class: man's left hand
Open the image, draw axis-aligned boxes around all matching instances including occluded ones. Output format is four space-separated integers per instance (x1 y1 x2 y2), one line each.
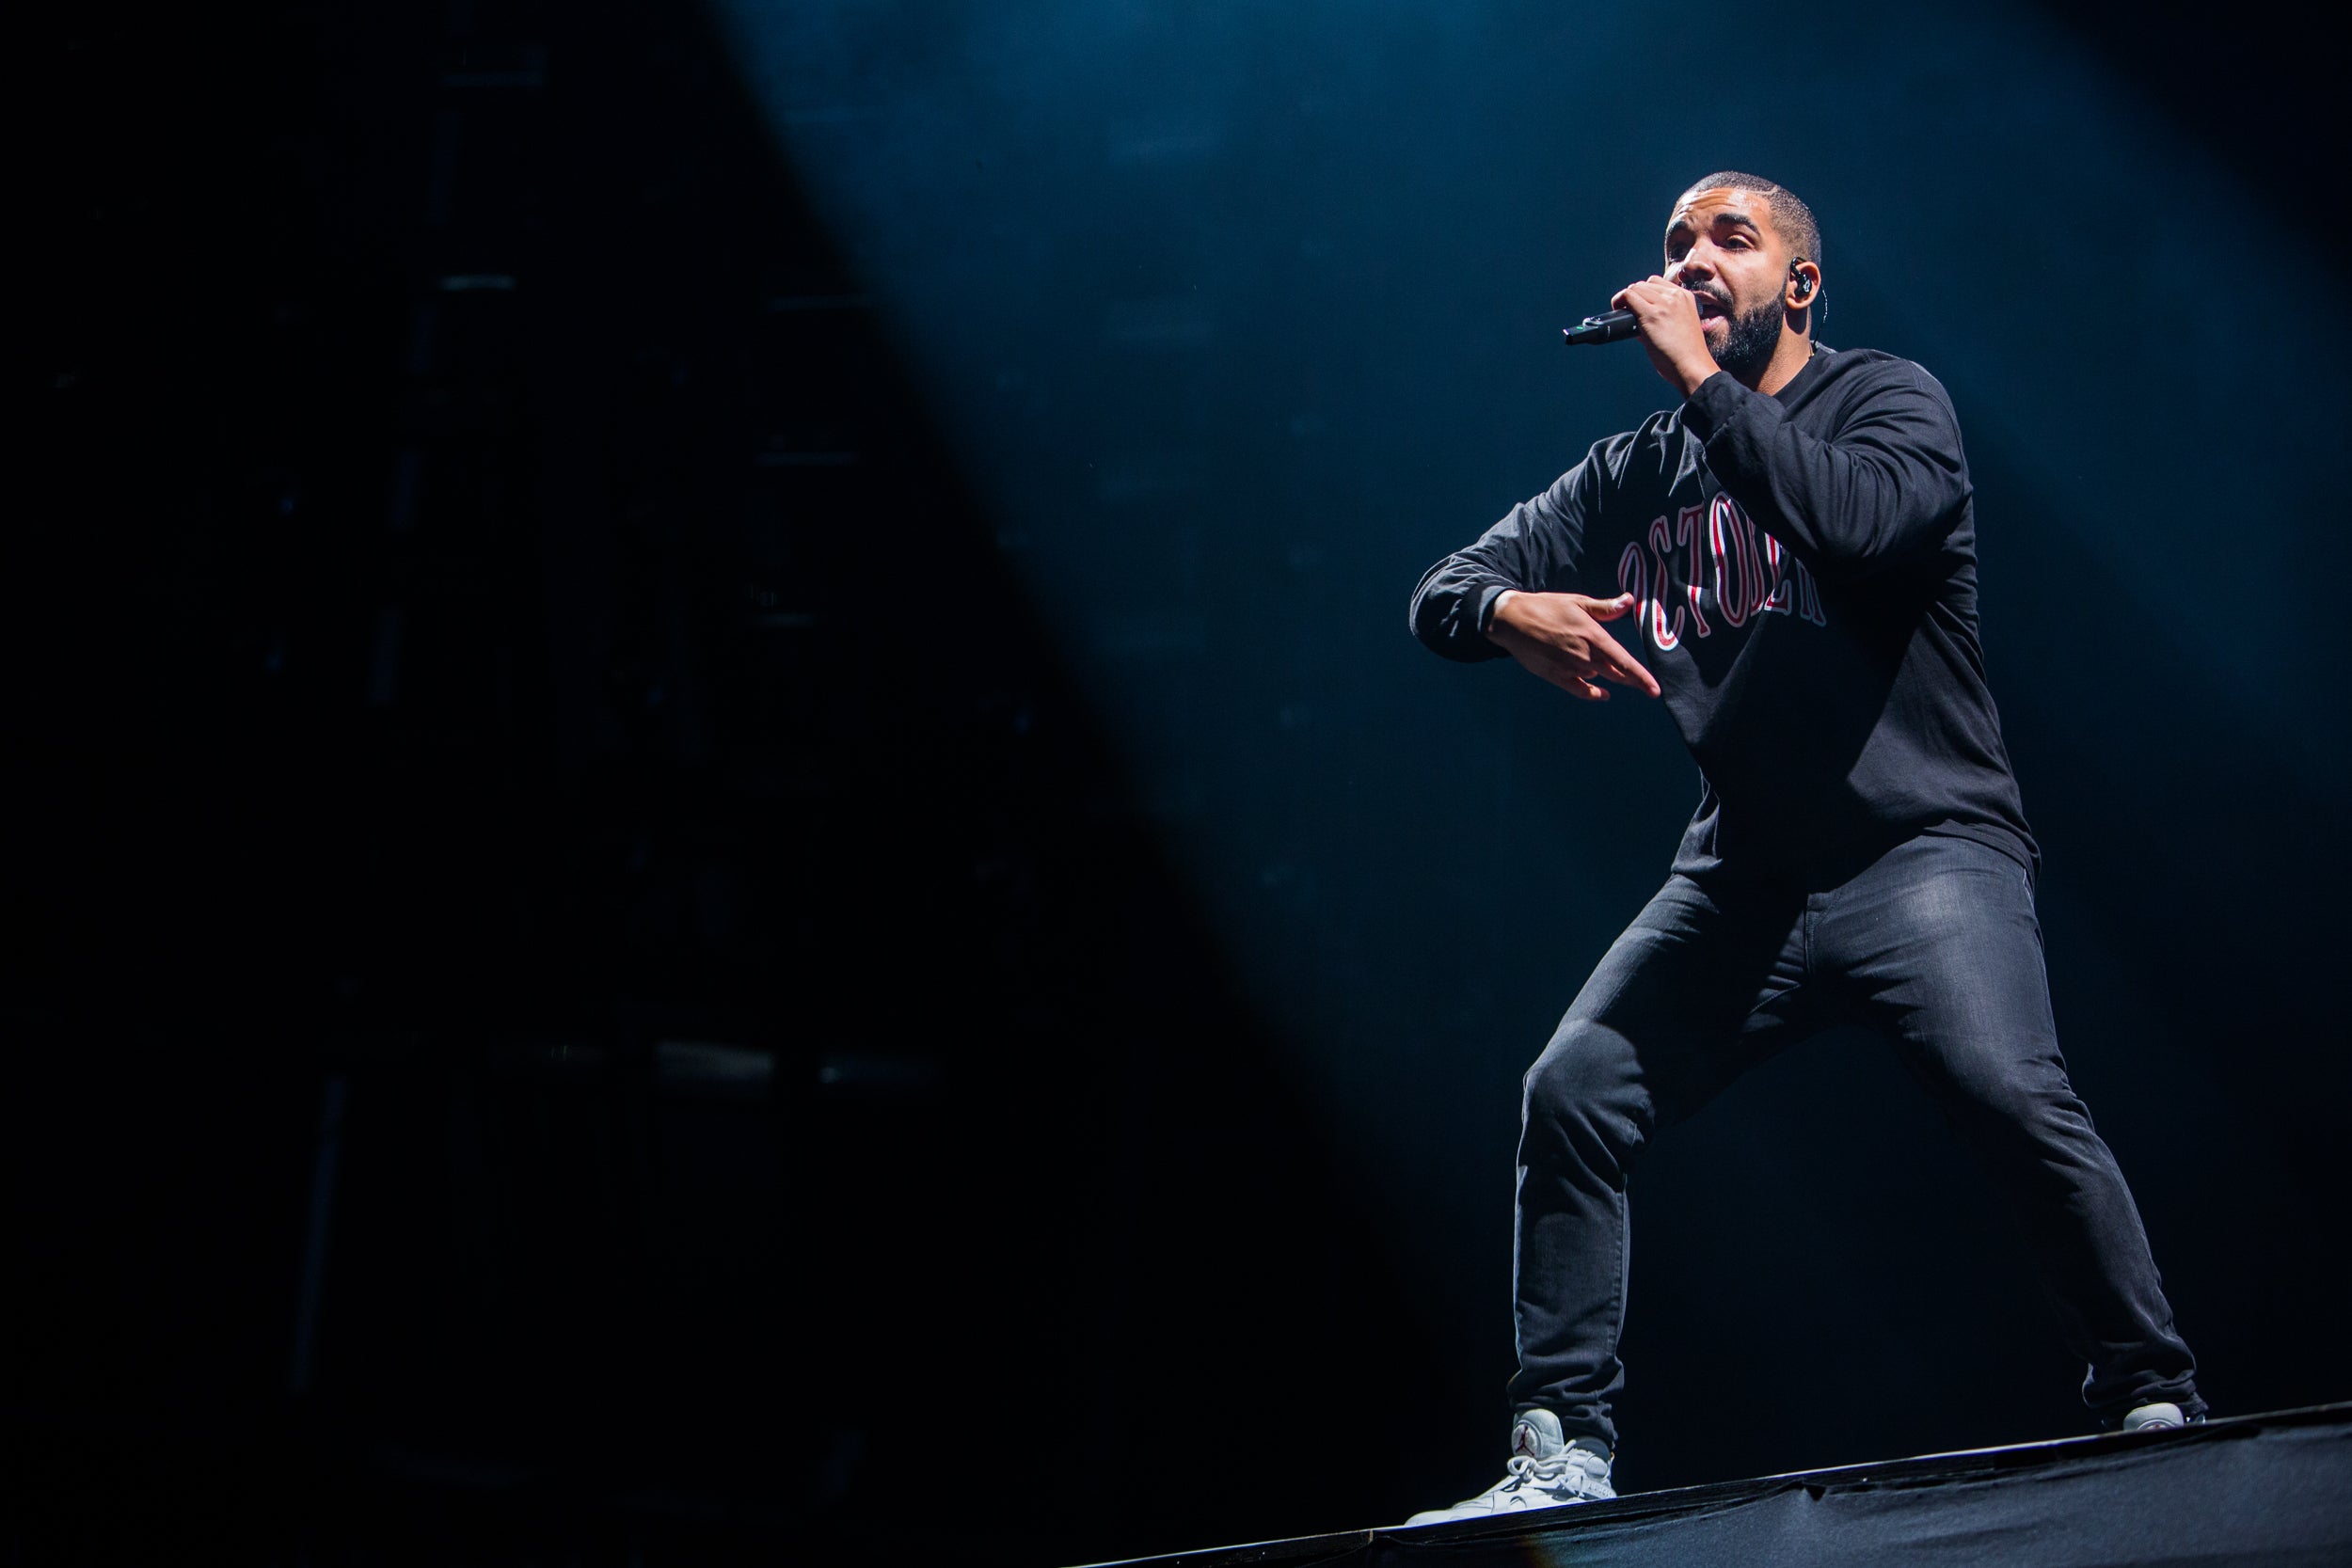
1611 276 1719 399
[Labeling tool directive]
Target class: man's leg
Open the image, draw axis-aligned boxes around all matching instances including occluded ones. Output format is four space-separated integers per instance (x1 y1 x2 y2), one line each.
1819 833 2203 1422
1509 873 1813 1449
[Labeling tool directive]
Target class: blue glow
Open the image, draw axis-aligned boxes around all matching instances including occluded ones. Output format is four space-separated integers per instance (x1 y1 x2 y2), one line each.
709 0 2348 1334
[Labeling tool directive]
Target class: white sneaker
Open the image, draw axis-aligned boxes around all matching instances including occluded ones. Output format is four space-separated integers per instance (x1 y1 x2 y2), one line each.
2122 1402 2186 1433
1406 1408 1615 1526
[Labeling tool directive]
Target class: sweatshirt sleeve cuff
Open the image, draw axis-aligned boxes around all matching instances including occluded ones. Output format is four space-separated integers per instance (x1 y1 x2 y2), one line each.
1475 583 1516 637
1680 370 1753 443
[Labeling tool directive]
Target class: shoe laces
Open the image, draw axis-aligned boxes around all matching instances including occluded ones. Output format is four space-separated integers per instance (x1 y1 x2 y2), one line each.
1505 1448 1602 1496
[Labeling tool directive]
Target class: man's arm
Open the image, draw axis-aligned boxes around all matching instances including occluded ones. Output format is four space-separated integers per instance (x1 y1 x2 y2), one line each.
1408 556 1520 664
1682 363 1969 577
1409 493 1559 664
1407 457 1660 701
1608 275 1968 577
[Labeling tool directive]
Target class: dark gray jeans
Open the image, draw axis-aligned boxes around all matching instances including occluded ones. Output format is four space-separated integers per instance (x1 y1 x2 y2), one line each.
1510 832 2202 1449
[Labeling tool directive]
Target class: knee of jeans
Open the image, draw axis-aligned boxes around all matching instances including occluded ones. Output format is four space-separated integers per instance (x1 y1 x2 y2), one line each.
1943 1053 2093 1150
1522 1023 1643 1165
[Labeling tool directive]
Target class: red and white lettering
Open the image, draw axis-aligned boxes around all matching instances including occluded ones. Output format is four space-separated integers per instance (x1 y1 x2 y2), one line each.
1621 497 1825 651
1616 540 1646 609
1758 526 1793 615
1677 505 1711 639
1740 513 1770 617
1708 495 1751 627
1644 515 1683 650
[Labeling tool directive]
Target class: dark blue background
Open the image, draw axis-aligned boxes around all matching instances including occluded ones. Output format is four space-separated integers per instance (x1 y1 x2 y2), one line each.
12 2 2344 1561
720 0 2349 1464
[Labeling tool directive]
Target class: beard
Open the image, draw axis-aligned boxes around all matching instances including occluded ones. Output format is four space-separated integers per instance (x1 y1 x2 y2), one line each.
1710 292 1787 382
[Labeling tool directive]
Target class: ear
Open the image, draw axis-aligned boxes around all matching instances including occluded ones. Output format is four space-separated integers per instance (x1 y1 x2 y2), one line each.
1785 259 1821 320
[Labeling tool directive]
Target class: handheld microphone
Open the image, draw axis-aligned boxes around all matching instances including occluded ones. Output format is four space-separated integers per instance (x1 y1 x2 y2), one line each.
1562 309 1640 346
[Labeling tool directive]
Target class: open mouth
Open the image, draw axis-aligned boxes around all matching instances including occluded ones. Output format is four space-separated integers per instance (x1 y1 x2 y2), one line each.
1692 293 1729 321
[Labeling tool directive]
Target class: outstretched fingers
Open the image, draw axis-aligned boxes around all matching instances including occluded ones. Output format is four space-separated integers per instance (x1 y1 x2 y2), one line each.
1497 594 1660 702
1588 626 1661 698
1527 650 1609 702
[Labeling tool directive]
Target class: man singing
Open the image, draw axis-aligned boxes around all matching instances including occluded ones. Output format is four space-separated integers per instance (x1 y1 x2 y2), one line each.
1405 172 2202 1524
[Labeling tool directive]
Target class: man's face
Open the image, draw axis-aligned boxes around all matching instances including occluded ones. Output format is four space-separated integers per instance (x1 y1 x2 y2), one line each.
1662 187 1793 380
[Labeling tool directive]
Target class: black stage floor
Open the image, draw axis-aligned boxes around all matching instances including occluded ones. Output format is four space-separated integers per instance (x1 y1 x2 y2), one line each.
1087 1402 2352 1568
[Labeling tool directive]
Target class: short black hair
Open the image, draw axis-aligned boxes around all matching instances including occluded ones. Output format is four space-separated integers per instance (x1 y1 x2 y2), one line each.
1677 170 1821 269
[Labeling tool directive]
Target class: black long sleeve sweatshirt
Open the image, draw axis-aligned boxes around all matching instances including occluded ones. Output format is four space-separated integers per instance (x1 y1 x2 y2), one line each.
1410 344 2036 884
